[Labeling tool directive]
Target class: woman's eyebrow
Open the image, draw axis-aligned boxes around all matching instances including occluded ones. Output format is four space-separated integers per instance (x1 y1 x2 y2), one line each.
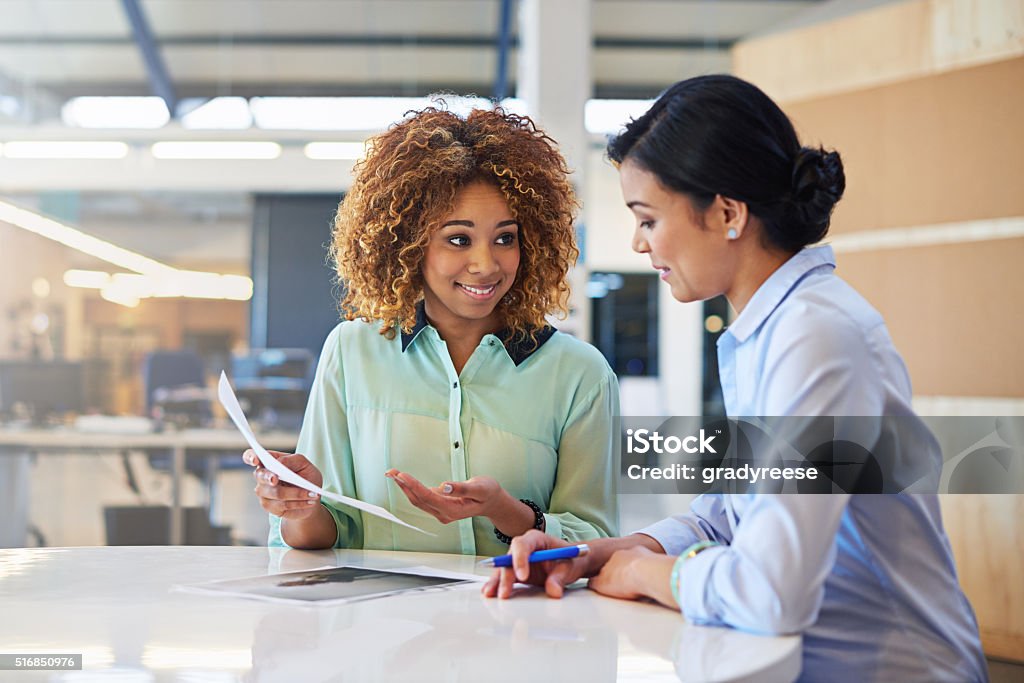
441 219 519 228
626 200 654 210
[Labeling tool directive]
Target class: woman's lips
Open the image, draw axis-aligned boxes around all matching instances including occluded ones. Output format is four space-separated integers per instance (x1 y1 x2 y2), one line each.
456 282 498 300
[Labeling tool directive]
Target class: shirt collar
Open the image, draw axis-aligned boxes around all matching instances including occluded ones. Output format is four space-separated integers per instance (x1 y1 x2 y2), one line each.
723 244 836 344
400 300 556 366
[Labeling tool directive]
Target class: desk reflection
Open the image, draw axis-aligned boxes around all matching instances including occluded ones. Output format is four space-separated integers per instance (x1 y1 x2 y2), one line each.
248 549 618 682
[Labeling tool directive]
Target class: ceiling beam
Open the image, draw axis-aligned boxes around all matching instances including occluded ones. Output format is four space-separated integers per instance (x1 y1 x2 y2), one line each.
0 33 737 50
493 0 514 101
119 0 178 117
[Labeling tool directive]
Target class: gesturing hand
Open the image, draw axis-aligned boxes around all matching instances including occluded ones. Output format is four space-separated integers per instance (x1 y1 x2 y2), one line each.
385 469 500 524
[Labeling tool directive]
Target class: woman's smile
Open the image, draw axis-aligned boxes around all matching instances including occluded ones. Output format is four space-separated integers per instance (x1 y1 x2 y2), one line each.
456 280 500 300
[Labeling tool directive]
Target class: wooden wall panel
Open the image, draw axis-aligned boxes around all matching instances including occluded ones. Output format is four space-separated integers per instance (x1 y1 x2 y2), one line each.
940 495 1024 660
835 238 1024 398
783 56 1024 235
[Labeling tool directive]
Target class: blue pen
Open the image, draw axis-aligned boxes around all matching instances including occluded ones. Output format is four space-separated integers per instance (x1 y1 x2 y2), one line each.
478 544 590 567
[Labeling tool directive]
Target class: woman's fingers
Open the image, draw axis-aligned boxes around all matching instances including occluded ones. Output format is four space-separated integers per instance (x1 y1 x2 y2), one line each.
252 467 278 486
481 573 500 597
387 471 448 520
497 567 518 599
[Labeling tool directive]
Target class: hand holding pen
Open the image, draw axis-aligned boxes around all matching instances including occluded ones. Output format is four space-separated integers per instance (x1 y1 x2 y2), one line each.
479 544 590 568
481 530 596 600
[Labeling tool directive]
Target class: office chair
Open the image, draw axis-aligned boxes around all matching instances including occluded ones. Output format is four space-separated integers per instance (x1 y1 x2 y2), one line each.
137 350 242 541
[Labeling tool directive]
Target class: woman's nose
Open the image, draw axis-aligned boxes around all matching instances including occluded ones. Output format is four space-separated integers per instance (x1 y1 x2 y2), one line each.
469 245 500 274
632 227 650 254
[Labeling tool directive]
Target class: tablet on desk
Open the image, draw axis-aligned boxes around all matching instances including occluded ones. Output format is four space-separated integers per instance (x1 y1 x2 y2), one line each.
176 564 478 606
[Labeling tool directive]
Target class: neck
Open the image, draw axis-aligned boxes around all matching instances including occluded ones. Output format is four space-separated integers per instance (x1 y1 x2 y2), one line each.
725 245 794 316
422 301 503 350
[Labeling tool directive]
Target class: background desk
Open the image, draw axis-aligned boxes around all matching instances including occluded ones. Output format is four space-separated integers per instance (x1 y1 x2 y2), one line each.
0 546 801 682
0 427 298 545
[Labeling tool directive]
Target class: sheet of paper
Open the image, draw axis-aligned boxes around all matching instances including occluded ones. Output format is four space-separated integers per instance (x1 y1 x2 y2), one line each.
217 371 433 535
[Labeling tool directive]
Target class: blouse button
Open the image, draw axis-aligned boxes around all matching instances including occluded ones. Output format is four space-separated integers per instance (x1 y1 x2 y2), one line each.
453 441 460 449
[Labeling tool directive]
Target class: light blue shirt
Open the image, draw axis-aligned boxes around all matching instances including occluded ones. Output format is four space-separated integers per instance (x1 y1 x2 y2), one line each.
639 246 987 682
270 307 620 556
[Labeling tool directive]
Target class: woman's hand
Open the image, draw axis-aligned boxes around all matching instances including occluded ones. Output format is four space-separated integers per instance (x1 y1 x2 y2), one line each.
385 469 499 523
481 529 595 599
243 448 323 520
386 469 536 538
482 532 670 601
588 546 679 608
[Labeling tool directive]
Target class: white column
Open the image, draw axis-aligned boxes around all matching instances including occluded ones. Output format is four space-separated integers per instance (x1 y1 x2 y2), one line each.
517 0 591 180
517 0 593 340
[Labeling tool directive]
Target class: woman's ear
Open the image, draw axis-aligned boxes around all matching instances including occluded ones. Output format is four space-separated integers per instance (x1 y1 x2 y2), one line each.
714 195 749 240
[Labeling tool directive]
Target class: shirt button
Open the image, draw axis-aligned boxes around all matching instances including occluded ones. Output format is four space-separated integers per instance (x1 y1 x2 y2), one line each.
488 340 496 347
452 381 458 389
453 441 460 449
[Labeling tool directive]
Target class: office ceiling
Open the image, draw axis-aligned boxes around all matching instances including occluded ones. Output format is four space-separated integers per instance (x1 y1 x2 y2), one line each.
1 0 824 122
1 0 830 268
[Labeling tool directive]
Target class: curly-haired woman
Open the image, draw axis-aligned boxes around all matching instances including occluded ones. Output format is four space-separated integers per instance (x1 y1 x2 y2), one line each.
243 106 619 555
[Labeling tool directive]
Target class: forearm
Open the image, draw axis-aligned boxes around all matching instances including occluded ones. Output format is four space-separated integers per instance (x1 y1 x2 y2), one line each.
281 505 339 550
629 554 679 609
584 533 665 576
486 491 538 538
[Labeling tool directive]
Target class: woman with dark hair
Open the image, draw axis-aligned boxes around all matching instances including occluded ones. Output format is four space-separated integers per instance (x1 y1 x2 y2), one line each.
483 76 986 682
244 105 618 556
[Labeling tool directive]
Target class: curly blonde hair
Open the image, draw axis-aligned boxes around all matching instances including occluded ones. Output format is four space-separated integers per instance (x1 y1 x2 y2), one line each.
330 105 579 342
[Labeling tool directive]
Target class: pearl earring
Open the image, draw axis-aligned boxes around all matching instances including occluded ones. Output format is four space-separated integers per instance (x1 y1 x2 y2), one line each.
727 228 738 240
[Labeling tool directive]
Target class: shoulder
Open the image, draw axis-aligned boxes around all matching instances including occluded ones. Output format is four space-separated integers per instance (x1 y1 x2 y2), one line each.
529 332 618 409
538 332 615 377
763 271 885 361
319 319 397 363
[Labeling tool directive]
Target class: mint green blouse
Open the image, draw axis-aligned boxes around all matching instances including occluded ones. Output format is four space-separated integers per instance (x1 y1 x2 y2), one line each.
268 310 620 556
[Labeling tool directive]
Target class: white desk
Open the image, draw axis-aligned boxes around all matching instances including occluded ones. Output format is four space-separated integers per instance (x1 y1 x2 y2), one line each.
0 546 801 682
0 426 298 544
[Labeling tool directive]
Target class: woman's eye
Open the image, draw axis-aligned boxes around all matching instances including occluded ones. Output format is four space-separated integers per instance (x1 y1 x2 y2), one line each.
447 235 470 247
639 220 654 230
496 232 517 246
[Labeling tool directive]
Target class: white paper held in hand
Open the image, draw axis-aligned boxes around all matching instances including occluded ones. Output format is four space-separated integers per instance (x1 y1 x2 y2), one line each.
217 372 432 535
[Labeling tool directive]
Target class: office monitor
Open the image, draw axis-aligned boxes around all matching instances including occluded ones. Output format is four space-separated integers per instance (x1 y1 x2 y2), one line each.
0 359 84 423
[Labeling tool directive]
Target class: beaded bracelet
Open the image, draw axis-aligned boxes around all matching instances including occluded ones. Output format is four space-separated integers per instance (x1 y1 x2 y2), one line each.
494 499 544 545
670 540 720 607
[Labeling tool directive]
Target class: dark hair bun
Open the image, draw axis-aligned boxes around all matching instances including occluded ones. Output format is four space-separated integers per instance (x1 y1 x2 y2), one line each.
785 146 846 249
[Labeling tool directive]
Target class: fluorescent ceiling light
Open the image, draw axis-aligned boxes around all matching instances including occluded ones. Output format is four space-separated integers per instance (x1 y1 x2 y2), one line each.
62 96 170 129
0 95 19 119
181 97 253 130
2 141 129 159
151 141 281 160
497 97 529 117
64 269 112 288
251 96 499 131
251 97 427 131
0 199 252 309
303 142 366 160
100 286 140 308
248 96 525 131
584 99 655 134
65 269 253 305
0 199 175 276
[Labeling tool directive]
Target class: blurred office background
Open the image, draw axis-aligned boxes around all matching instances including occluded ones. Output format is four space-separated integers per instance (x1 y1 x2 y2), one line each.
0 0 1020 668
